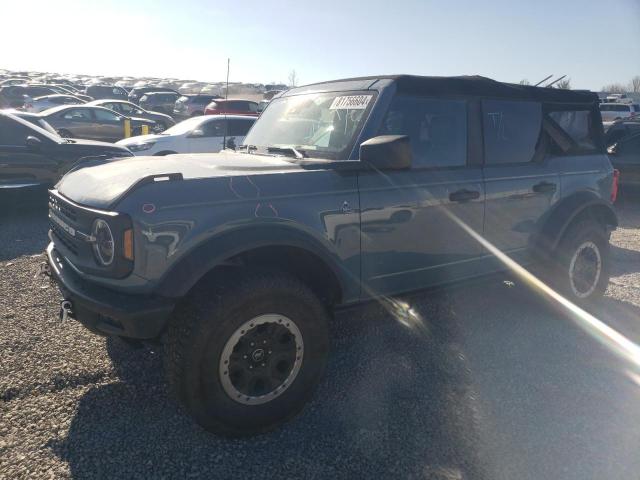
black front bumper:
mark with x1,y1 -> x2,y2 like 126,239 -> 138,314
46,243 -> 175,339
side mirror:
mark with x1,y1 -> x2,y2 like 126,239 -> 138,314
360,135 -> 412,170
25,136 -> 42,151
189,129 -> 204,138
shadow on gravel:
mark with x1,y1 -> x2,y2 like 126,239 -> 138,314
0,191 -> 49,261
48,291 -> 488,479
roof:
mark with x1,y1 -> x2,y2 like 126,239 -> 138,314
293,74 -> 598,104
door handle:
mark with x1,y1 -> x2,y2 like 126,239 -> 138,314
449,189 -> 480,202
532,181 -> 557,194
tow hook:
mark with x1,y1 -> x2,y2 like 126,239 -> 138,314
59,300 -> 73,323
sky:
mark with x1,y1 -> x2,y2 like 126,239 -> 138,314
2,0 -> 639,90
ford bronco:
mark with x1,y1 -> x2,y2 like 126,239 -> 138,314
45,75 -> 618,435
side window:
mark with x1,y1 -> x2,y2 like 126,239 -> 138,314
227,119 -> 254,136
482,100 -> 542,164
548,110 -> 596,150
0,118 -> 30,145
248,102 -> 259,113
62,109 -> 92,121
379,96 -> 467,168
93,109 -> 120,122
202,120 -> 224,137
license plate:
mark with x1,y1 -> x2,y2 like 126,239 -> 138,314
50,211 -> 76,237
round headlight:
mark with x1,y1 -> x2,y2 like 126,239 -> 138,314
92,219 -> 114,266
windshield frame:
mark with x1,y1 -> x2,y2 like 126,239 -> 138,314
243,89 -> 378,160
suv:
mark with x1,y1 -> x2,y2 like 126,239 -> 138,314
599,102 -> 639,122
45,75 -> 618,436
173,94 -> 218,119
203,99 -> 259,116
138,91 -> 181,115
0,110 -> 132,190
128,87 -> 179,104
85,85 -> 129,100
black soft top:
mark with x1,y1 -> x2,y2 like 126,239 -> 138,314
297,75 -> 598,105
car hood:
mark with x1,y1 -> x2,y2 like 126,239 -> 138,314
55,151 -> 346,209
62,138 -> 132,150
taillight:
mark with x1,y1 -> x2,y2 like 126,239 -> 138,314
611,169 -> 620,203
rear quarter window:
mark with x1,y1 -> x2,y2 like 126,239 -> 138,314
548,110 -> 596,150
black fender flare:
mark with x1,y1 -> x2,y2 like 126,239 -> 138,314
154,224 -> 354,300
532,191 -> 618,254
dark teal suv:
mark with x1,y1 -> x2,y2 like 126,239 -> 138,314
45,75 -> 618,435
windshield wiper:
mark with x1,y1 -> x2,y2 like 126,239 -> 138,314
239,144 -> 258,152
267,146 -> 307,159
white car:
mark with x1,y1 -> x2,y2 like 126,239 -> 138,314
117,115 -> 256,155
25,94 -> 84,113
599,102 -> 639,122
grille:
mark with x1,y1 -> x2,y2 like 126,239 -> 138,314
50,224 -> 78,255
49,194 -> 77,222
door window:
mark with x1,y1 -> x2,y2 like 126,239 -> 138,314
62,109 -> 92,121
93,109 -> 121,122
379,96 -> 467,168
227,118 -> 255,136
482,100 -> 542,164
202,119 -> 224,137
548,110 -> 596,150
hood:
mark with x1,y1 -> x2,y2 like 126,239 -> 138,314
55,151 -> 333,209
63,138 -> 131,150
116,134 -> 164,146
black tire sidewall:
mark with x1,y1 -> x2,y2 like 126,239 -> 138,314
182,274 -> 329,435
556,220 -> 610,303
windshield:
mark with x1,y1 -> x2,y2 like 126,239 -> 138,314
243,91 -> 375,159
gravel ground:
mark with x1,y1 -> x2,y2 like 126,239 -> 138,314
1,193 -> 639,479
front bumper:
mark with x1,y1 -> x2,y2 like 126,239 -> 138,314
46,243 -> 175,339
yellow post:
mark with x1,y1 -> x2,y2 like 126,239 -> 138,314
124,118 -> 132,138
141,124 -> 149,135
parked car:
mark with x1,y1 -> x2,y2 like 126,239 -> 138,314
139,91 -> 181,115
40,105 -> 156,142
87,99 -> 175,132
0,110 -> 131,190
25,94 -> 85,112
0,85 -> 32,108
605,119 -> 640,146
9,110 -> 60,134
599,102 -> 640,122
116,115 -> 255,155
608,132 -> 640,187
128,86 -> 179,104
203,99 -> 259,116
45,75 -> 617,436
173,94 -> 218,119
85,85 -> 128,100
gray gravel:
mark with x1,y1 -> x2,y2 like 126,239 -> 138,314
1,192 -> 640,479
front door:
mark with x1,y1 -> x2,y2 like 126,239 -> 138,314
481,99 -> 560,264
188,118 -> 224,153
358,95 -> 486,297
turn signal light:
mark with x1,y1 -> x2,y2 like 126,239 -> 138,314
123,229 -> 134,260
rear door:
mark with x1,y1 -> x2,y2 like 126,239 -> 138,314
57,108 -> 95,139
481,99 -> 559,264
358,95 -> 486,296
92,108 -> 124,142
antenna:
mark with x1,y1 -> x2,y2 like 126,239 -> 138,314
545,75 -> 566,88
533,75 -> 553,87
222,58 -> 230,151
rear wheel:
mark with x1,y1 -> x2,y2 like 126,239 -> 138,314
553,219 -> 610,304
164,271 -> 329,436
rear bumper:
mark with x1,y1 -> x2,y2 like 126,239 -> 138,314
46,243 -> 175,339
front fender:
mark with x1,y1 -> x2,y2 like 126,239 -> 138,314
153,222 -> 358,302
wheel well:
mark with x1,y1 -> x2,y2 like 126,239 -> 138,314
555,204 -> 617,250
201,246 -> 343,306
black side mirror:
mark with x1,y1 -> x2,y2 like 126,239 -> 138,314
360,135 -> 412,170
25,136 -> 42,151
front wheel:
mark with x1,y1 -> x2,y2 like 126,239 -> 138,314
554,219 -> 610,304
164,271 -> 330,436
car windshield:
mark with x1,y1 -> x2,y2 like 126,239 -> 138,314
242,91 -> 375,159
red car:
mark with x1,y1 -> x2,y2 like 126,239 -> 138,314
204,99 -> 259,116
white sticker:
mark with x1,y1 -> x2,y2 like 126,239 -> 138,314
329,95 -> 372,110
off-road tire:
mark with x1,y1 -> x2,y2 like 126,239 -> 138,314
163,270 -> 330,436
553,218 -> 610,304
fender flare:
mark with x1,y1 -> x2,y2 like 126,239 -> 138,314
154,224 -> 353,300
533,191 -> 618,253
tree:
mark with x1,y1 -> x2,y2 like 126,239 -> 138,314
630,76 -> 640,93
519,79 -> 531,85
602,83 -> 627,93
555,78 -> 571,89
288,70 -> 298,87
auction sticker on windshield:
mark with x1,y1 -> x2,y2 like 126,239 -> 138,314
329,95 -> 372,110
